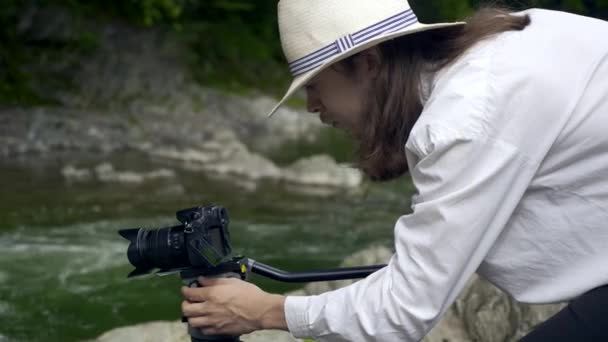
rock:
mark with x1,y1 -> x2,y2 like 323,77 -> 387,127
88,320 -> 301,342
62,165 -> 93,181
199,143 -> 283,181
146,136 -> 361,190
94,163 -> 175,183
91,321 -> 188,342
17,5 -> 83,44
240,95 -> 321,151
152,147 -> 216,164
454,276 -> 565,342
61,163 -> 175,184
241,330 -> 302,342
283,155 -> 362,188
424,310 -> 471,342
57,137 -> 361,191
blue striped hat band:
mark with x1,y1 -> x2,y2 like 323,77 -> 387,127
288,9 -> 418,76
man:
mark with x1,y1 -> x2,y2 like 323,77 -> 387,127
181,0 -> 608,340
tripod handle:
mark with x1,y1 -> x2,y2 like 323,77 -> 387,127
181,272 -> 242,342
248,259 -> 386,282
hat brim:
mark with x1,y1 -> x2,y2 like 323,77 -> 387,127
267,21 -> 465,117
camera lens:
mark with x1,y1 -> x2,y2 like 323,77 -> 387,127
121,225 -> 190,271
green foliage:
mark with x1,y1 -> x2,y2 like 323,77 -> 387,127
1,0 -> 607,105
0,1 -> 45,104
135,0 -> 183,26
411,0 -> 474,22
0,0 -> 100,105
54,0 -> 184,27
469,0 -> 608,19
177,0 -> 288,95
71,0 -> 289,95
525,0 -> 608,18
180,2 -> 288,95
74,0 -> 289,94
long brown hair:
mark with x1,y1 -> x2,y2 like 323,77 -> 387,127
340,7 -> 531,181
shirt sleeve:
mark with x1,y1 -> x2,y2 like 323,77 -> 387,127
284,121 -> 538,341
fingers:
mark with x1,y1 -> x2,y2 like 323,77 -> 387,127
188,315 -> 213,328
181,286 -> 209,302
183,304 -> 226,334
181,300 -> 207,317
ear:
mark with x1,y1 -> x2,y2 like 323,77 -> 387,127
355,46 -> 382,80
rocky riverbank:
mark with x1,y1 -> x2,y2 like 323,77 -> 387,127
1,8 -> 362,194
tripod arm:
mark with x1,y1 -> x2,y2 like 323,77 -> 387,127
248,259 -> 386,283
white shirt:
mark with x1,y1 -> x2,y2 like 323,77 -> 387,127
285,9 -> 608,341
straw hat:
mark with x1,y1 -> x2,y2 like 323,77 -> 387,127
268,0 -> 465,117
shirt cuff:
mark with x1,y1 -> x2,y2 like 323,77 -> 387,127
284,295 -> 313,338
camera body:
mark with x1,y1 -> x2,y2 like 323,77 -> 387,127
178,205 -> 232,269
119,205 -> 233,277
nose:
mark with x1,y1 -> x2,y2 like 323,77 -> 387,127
306,91 -> 323,114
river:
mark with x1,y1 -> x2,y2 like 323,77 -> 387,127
0,151 -> 413,341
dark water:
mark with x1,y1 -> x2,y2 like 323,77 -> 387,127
0,152 -> 413,342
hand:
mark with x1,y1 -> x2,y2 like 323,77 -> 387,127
181,277 -> 287,336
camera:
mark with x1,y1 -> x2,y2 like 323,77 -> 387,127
119,205 -> 234,277
119,204 -> 386,342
